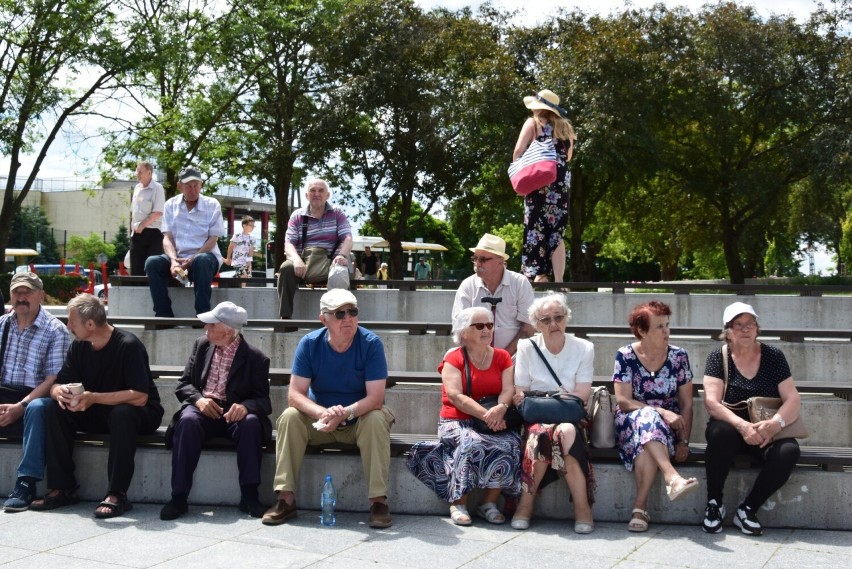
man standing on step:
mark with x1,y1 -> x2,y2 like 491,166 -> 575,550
145,166 -> 224,317
453,233 -> 535,356
160,301 -> 272,520
277,178 -> 352,319
263,289 -> 395,528
0,272 -> 70,512
31,294 -> 163,518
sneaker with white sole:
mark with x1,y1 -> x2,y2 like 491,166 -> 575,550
702,499 -> 726,533
4,478 -> 36,512
733,504 -> 763,536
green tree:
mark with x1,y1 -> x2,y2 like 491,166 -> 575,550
8,205 -> 60,263
0,0 -> 133,260
111,223 -> 131,272
307,0 -> 516,277
66,233 -> 116,266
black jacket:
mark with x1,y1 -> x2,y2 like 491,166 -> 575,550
165,335 -> 272,448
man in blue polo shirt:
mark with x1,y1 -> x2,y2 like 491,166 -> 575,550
262,289 -> 394,528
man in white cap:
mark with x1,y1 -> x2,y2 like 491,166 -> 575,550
0,272 -> 70,512
160,301 -> 272,520
452,233 -> 535,356
145,166 -> 225,317
263,289 -> 394,528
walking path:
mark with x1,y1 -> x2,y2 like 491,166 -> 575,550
0,502 -> 848,568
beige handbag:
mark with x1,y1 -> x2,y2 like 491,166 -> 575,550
585,386 -> 616,448
720,345 -> 808,442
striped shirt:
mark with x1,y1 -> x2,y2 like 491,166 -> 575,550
285,203 -> 351,256
162,194 -> 225,265
203,334 -> 241,401
0,307 -> 71,389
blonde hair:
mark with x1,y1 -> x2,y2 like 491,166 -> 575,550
534,110 -> 576,143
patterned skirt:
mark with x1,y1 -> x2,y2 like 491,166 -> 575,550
521,422 -> 596,505
406,418 -> 522,502
615,406 -> 676,471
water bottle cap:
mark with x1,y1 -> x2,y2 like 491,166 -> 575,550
325,474 -> 332,481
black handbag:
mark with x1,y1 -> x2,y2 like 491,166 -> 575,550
517,340 -> 586,425
462,348 -> 522,434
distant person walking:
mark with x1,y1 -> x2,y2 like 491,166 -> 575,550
513,89 -> 576,283
414,257 -> 431,280
128,161 -> 165,276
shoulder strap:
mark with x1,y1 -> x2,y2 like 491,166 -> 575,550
0,318 -> 10,381
462,347 -> 473,396
300,216 -> 308,256
529,339 -> 564,389
721,344 -> 747,410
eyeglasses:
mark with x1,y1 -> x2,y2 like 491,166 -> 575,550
730,321 -> 756,331
326,307 -> 359,320
469,322 -> 494,330
471,256 -> 497,264
537,314 -> 566,326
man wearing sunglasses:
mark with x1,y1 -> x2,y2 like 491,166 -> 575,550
452,233 -> 535,356
263,289 -> 395,528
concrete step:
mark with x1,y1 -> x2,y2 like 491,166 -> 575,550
1,444 -> 848,530
150,381 -> 852,448
131,325 -> 852,383
108,286 -> 852,330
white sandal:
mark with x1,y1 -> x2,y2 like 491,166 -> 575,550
449,504 -> 472,526
476,502 -> 505,524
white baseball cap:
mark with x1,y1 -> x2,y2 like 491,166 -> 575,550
723,302 -> 758,327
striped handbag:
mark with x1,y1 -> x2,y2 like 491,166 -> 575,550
507,138 -> 558,196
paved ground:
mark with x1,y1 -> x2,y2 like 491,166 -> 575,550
0,502 -> 848,568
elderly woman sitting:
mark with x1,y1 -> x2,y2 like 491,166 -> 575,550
406,307 -> 520,525
511,293 -> 595,533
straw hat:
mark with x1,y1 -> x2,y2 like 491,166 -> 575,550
469,233 -> 510,260
524,89 -> 562,113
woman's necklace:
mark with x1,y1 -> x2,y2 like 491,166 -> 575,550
475,348 -> 489,368
637,342 -> 666,378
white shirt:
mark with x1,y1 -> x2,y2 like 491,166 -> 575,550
514,333 -> 594,392
161,195 -> 224,265
131,179 -> 165,230
452,268 -> 534,350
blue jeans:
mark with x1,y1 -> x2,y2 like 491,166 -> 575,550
145,253 -> 220,316
18,397 -> 49,480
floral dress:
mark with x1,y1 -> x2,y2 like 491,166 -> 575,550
522,123 -> 571,279
612,344 -> 692,471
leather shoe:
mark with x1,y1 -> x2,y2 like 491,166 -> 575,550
261,499 -> 297,525
160,499 -> 188,521
368,501 -> 392,528
239,497 -> 268,518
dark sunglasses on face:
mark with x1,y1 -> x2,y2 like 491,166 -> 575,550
469,322 -> 494,330
327,307 -> 359,320
537,314 -> 566,326
470,256 -> 497,264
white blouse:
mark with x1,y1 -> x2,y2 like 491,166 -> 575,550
514,333 -> 594,392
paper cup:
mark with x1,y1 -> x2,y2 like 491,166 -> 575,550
66,383 -> 84,395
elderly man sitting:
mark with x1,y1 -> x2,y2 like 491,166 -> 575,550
262,289 -> 395,528
160,302 -> 272,520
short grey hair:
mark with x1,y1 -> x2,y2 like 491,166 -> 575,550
68,293 -> 107,326
451,306 -> 492,345
305,178 -> 329,192
528,293 -> 572,325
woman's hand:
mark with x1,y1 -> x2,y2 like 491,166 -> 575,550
674,441 -> 689,463
481,403 -> 507,431
659,408 -> 685,431
512,391 -> 525,406
754,418 -> 783,448
737,421 -> 766,447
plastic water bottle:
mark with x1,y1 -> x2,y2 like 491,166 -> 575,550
320,474 -> 336,526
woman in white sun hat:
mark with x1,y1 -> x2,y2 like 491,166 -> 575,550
512,89 -> 577,283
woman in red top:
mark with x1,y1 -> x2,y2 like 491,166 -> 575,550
406,307 -> 520,526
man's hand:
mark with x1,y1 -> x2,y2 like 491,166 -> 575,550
223,403 -> 248,423
332,255 -> 348,266
0,403 -> 24,427
195,397 -> 224,419
52,384 -> 75,410
291,256 -> 307,279
67,391 -> 94,413
317,405 -> 348,432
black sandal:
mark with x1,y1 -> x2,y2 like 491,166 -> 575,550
94,493 -> 133,519
30,488 -> 80,511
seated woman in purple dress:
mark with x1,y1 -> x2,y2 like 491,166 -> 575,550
613,301 -> 697,532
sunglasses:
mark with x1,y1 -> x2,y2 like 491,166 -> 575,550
326,307 -> 359,320
537,314 -> 566,326
469,322 -> 494,330
471,256 -> 497,264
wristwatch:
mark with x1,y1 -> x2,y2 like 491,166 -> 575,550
18,400 -> 28,409
678,439 -> 689,446
347,405 -> 356,421
774,414 -> 786,428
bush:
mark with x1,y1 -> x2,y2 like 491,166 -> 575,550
0,274 -> 87,304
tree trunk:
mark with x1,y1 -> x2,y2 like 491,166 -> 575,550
722,232 -> 745,284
